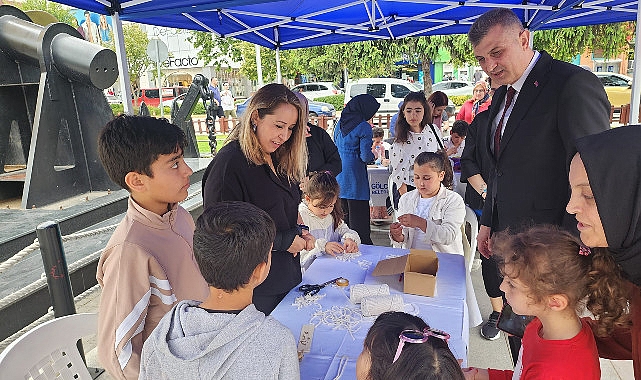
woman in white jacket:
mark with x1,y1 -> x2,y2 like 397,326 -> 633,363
390,150 -> 482,326
390,150 -> 464,254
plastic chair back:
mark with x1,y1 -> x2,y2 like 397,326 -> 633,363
0,313 -> 98,380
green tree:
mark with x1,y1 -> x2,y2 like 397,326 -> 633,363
122,24 -> 152,93
188,31 -> 243,69
533,23 -> 633,62
15,0 -> 75,25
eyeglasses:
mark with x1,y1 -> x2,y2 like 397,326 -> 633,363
392,327 -> 450,363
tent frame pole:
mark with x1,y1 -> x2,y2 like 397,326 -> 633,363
112,11 -> 133,115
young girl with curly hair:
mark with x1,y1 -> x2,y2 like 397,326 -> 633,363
463,225 -> 629,380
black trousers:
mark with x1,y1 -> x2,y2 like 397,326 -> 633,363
340,198 -> 373,245
481,254 -> 504,298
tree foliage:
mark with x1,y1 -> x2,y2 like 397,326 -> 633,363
15,0 -> 75,25
122,24 -> 152,92
187,31 -> 243,69
533,23 -> 633,62
189,22 -> 633,89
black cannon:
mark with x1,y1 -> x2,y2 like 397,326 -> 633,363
0,5 -> 118,208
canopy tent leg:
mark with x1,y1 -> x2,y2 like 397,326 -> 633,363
112,12 -> 133,115
630,3 -> 641,124
255,44 -> 264,87
275,47 -> 282,84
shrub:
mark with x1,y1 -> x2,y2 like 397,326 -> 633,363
450,95 -> 472,106
315,95 -> 345,111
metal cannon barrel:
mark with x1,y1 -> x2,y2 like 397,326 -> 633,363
0,15 -> 118,89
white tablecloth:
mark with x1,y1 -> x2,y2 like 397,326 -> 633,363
271,244 -> 469,380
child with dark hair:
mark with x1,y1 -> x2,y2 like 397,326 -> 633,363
299,171 -> 361,268
356,312 -> 464,380
140,201 -> 300,379
390,91 -> 442,199
463,225 -> 629,380
390,150 -> 464,254
390,151 -> 481,326
370,127 -> 389,165
445,120 -> 468,158
96,115 -> 209,380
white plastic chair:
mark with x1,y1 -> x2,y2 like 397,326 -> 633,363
461,224 -> 483,327
464,205 -> 478,258
0,313 -> 98,380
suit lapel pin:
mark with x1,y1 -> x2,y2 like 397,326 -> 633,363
534,80 -> 539,87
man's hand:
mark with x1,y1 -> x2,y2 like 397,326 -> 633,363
390,222 -> 404,242
477,225 -> 492,258
397,213 -> 427,232
288,236 -> 307,257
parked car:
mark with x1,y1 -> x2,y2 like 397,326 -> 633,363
594,72 -> 632,107
104,92 -> 122,105
134,86 -> 189,107
291,82 -> 343,100
236,97 -> 336,118
431,80 -> 475,97
344,78 -> 422,113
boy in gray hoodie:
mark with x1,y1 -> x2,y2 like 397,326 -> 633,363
139,201 -> 300,379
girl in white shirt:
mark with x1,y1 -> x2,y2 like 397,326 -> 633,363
299,171 -> 361,268
390,150 -> 464,255
390,92 -> 443,201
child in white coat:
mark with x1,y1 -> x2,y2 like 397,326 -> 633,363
390,150 -> 465,254
299,171 -> 361,268
390,151 -> 482,326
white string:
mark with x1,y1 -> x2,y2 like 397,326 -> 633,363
361,294 -> 405,317
357,259 -> 372,270
292,293 -> 326,309
332,356 -> 349,380
310,305 -> 363,340
385,254 -> 402,259
350,284 -> 390,304
335,251 -> 361,262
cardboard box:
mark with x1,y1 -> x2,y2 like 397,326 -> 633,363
371,249 -> 439,297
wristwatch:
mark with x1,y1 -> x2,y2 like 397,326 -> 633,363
297,224 -> 309,237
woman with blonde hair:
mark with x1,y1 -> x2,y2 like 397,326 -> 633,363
202,83 -> 312,314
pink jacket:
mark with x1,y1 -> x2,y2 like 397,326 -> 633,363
96,198 -> 209,380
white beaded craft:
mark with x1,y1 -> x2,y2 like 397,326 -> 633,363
292,293 -> 326,309
335,251 -> 362,262
310,305 -> 363,339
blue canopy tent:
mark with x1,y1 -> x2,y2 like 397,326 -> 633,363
50,0 -> 641,116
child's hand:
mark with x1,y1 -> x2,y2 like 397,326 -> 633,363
344,238 -> 358,253
397,214 -> 427,232
462,367 -> 489,380
301,231 -> 315,251
390,222 -> 404,242
324,241 -> 345,256
446,146 -> 458,156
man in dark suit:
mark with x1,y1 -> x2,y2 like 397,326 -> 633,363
468,8 -> 610,347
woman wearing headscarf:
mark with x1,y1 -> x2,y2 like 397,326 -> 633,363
456,81 -> 491,124
334,94 -> 380,245
567,126 -> 641,378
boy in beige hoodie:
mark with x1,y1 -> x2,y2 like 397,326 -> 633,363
96,115 -> 209,380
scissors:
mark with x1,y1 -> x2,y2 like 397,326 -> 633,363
298,277 -> 344,296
